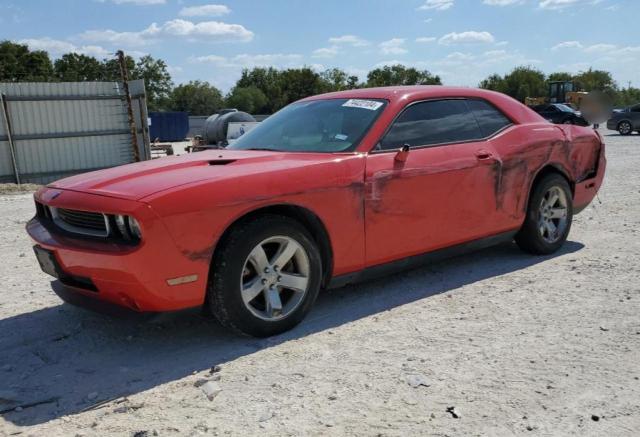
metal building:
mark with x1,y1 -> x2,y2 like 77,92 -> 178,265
0,80 -> 150,185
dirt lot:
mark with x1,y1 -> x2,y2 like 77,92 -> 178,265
1,129 -> 639,436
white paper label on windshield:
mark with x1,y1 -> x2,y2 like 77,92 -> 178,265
342,99 -> 383,111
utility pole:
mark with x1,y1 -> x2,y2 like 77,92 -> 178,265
117,50 -> 140,162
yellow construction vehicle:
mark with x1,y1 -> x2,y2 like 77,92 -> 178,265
526,81 -> 587,109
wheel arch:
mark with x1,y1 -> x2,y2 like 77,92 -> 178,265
617,118 -> 633,127
525,164 -> 575,211
210,203 -> 334,288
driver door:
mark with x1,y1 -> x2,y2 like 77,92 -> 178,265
364,98 -> 504,267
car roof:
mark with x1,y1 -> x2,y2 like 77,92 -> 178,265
300,86 -> 507,104
299,85 -> 546,124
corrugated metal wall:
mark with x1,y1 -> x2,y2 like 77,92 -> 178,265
0,80 -> 149,184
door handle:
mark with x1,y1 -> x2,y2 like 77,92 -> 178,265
475,150 -> 494,161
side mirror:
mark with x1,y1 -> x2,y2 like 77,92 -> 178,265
394,144 -> 410,163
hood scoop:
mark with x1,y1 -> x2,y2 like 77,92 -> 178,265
208,159 -> 236,166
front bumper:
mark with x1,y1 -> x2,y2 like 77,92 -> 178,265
27,188 -> 209,312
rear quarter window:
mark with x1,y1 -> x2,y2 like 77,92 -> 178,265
467,99 -> 513,137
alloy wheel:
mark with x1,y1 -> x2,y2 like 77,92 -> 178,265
538,186 -> 568,244
619,121 -> 632,135
240,236 -> 310,321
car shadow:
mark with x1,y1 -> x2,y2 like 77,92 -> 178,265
0,240 -> 584,426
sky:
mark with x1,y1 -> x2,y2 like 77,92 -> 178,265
0,0 -> 637,92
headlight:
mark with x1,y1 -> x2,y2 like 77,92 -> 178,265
128,216 -> 142,239
114,214 -> 142,241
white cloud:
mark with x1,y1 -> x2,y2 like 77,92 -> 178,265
483,0 -> 522,5
328,35 -> 369,47
81,19 -> 253,46
193,53 -> 303,68
446,52 -> 475,61
379,38 -> 407,55
551,40 -> 583,50
552,41 -> 639,57
179,4 -> 230,17
312,46 -> 339,58
19,37 -> 111,58
539,0 -> 580,10
417,0 -> 454,10
583,43 -> 617,53
439,31 -> 495,45
99,0 -> 165,5
416,37 -> 437,43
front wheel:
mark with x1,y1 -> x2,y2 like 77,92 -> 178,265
618,120 -> 633,135
207,215 -> 322,337
515,174 -> 573,255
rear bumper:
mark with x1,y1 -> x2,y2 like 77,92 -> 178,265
27,188 -> 210,313
573,147 -> 606,214
606,120 -> 617,130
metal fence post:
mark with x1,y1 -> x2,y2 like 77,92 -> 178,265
0,93 -> 21,184
117,50 -> 141,162
137,96 -> 151,160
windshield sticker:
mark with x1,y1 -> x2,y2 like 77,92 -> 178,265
334,134 -> 348,141
342,99 -> 383,111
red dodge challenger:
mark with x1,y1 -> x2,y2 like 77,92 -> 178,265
28,86 -> 606,337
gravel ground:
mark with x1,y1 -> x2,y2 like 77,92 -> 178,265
1,129 -> 639,436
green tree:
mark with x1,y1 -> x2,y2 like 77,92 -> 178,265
547,72 -> 574,83
0,40 -> 54,82
478,73 -> 505,92
320,68 -> 352,91
365,65 -> 441,87
236,67 -> 286,113
169,80 -> 224,115
500,66 -> 546,102
613,87 -> 640,107
279,67 -> 326,104
573,68 -> 616,93
54,53 -> 104,81
132,55 -> 173,111
101,55 -> 135,81
225,86 -> 268,113
235,67 -> 330,113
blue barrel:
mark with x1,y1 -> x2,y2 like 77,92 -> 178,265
149,112 -> 189,142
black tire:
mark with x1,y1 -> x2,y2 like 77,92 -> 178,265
515,174 -> 573,255
207,214 -> 322,337
618,120 -> 633,135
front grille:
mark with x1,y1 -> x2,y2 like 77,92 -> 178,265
51,207 -> 109,237
34,200 -> 139,244
57,208 -> 107,231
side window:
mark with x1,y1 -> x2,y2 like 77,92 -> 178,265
467,99 -> 512,137
379,99 -> 482,150
630,105 -> 640,113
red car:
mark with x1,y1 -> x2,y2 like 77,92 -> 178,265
28,86 -> 606,337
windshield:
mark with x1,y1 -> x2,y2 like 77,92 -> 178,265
556,104 -> 574,113
228,98 -> 387,153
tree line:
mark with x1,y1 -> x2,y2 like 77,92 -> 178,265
0,40 -> 440,115
2,40 -> 638,115
479,66 -> 640,107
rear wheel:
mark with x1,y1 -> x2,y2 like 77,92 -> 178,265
618,120 -> 633,135
207,215 -> 322,337
516,174 -> 573,255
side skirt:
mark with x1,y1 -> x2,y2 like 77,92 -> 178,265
327,230 -> 518,289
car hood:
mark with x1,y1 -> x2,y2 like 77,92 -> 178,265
49,150 -> 347,201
